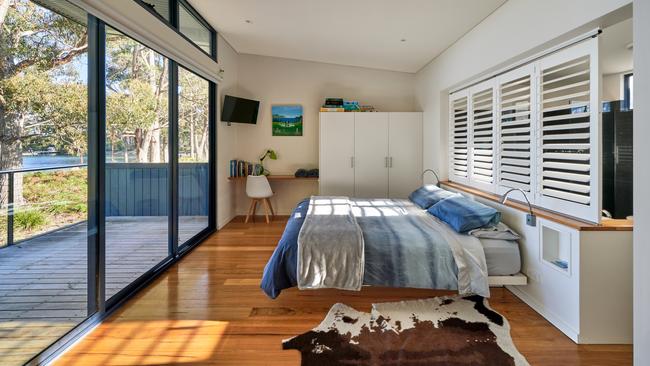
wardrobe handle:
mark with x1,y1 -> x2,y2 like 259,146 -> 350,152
389,157 -> 393,168
384,157 -> 389,168
350,157 -> 354,168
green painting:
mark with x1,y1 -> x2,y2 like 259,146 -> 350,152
272,105 -> 303,136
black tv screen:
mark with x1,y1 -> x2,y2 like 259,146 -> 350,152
221,95 -> 259,124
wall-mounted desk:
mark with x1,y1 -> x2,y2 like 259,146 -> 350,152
227,175 -> 318,181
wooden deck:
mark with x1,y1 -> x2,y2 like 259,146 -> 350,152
0,216 -> 208,366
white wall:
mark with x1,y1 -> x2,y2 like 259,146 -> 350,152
228,54 -> 416,214
634,1 -> 650,363
216,35 -> 240,228
415,0 -> 632,182
603,73 -> 624,101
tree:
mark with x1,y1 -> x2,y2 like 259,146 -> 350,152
179,69 -> 208,162
0,0 -> 87,205
106,35 -> 168,163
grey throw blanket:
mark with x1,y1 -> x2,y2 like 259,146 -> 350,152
297,197 -> 365,291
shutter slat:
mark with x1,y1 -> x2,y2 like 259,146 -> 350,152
470,87 -> 495,186
542,112 -> 590,122
542,188 -> 590,205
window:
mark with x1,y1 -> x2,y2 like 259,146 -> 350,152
0,1 -> 89,364
0,1 -> 217,363
104,27 -> 171,300
449,38 -> 599,223
178,67 -> 211,245
136,0 -> 217,59
179,1 -> 213,55
623,73 -> 633,110
139,0 -> 170,21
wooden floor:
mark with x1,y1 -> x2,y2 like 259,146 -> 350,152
0,216 -> 208,366
52,215 -> 632,366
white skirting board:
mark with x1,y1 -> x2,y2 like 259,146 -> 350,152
488,273 -> 527,286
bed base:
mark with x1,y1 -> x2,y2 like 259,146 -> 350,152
488,273 -> 527,286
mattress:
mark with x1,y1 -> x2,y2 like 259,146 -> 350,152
481,239 -> 521,276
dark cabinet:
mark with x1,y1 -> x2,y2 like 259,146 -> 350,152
602,101 -> 633,219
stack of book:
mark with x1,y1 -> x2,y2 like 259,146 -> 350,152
320,98 -> 345,112
320,98 -> 368,112
230,160 -> 263,177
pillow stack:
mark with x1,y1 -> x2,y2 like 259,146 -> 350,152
409,184 -> 459,209
409,185 -> 502,233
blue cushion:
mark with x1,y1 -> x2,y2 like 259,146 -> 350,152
409,185 -> 459,209
427,195 -> 501,233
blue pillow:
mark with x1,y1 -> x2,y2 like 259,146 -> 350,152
409,185 -> 459,209
427,195 -> 501,233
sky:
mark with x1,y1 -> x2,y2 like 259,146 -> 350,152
272,105 -> 302,117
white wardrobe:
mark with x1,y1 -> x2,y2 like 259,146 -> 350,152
319,112 -> 422,198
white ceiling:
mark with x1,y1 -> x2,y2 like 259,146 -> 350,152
189,0 -> 507,73
600,18 -> 633,75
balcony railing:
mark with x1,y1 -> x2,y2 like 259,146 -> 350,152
0,162 -> 209,248
0,164 -> 88,247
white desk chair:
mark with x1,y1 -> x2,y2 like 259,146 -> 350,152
245,175 -> 275,223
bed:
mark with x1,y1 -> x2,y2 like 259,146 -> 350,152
260,196 -> 524,299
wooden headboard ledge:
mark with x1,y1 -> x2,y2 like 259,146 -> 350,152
440,181 -> 632,232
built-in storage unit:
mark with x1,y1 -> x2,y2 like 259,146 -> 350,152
319,112 -> 422,198
443,181 -> 633,344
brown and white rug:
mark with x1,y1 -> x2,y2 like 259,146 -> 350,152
283,295 -> 529,366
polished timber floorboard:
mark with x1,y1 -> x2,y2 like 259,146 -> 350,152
54,216 -> 632,366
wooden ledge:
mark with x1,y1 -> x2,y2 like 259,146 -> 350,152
440,181 -> 632,232
227,175 -> 318,181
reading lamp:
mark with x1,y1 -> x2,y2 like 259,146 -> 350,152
500,188 -> 537,227
421,169 -> 441,187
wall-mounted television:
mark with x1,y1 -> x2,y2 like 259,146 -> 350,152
221,95 -> 259,124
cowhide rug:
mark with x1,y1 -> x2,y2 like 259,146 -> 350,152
283,295 -> 529,366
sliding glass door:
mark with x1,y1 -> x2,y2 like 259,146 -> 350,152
104,27 -> 171,300
0,1 -> 216,364
0,1 -> 90,365
178,67 -> 210,245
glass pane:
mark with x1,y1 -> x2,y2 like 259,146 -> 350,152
179,3 -> 212,54
0,1 -> 89,364
178,67 -> 210,245
139,0 -> 170,21
105,28 -> 170,299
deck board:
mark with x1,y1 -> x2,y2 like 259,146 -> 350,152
0,216 -> 207,366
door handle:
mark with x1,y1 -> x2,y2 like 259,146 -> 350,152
384,157 -> 389,168
351,157 -> 354,168
389,157 -> 393,168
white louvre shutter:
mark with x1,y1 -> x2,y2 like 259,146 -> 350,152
469,81 -> 496,191
537,39 -> 599,222
497,65 -> 535,197
449,91 -> 470,183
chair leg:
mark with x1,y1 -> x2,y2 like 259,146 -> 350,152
265,198 -> 275,217
262,198 -> 271,224
245,199 -> 257,224
244,199 -> 255,224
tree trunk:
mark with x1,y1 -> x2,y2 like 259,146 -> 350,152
0,108 -> 25,207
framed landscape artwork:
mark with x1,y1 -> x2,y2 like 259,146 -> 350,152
272,105 -> 303,136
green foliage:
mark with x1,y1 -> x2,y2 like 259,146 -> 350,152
14,210 -> 46,231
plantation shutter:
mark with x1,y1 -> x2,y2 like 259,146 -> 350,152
469,81 -> 496,191
449,91 -> 470,183
537,39 -> 599,222
497,65 -> 535,197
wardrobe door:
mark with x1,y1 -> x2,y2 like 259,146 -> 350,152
388,113 -> 423,198
354,113 -> 389,198
319,112 -> 355,196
